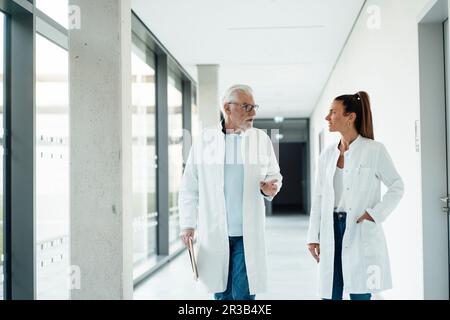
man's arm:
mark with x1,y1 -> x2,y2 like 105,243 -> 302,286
260,134 -> 283,201
178,143 -> 199,244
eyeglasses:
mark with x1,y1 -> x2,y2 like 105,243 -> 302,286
227,102 -> 260,113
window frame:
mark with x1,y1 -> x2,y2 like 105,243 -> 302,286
0,0 -> 68,300
131,11 -> 197,287
0,2 -> 199,297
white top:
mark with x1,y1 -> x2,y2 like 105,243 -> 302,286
224,133 -> 244,236
333,167 -> 346,212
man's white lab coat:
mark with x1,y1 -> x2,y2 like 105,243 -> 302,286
179,124 -> 282,294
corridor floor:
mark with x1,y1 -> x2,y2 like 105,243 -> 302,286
134,214 -> 318,300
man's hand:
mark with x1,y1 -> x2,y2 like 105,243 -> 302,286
356,211 -> 375,224
307,243 -> 320,263
260,179 -> 278,197
180,228 -> 195,247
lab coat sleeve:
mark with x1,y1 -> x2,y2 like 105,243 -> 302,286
366,144 -> 404,224
178,142 -> 199,230
306,154 -> 325,244
261,135 -> 283,202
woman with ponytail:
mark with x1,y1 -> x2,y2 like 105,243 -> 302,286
306,91 -> 404,300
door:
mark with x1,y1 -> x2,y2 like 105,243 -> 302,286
444,19 -> 450,296
272,142 -> 307,214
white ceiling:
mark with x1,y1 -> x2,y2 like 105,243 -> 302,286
132,0 -> 365,118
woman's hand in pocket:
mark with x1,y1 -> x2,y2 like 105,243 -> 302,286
356,211 -> 375,224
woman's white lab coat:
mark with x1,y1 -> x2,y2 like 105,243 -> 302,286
179,124 -> 282,294
307,135 -> 404,298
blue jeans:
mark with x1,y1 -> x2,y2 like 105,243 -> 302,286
214,236 -> 255,300
324,212 -> 371,301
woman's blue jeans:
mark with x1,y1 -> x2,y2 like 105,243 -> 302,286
324,212 -> 371,300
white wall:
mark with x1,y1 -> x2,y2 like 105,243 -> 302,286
309,0 -> 433,299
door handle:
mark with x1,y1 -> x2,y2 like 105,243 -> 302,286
441,196 -> 450,214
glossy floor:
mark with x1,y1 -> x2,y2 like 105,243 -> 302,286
134,214 -> 318,300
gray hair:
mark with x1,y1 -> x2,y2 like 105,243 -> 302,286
221,84 -> 254,110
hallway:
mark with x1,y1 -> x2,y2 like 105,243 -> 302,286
134,215 -> 318,300
0,0 -> 449,301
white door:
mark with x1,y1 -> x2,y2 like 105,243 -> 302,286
444,19 -> 450,297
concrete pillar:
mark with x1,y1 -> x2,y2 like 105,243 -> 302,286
69,0 -> 133,299
197,64 -> 221,128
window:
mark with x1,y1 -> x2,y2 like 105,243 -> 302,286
131,39 -> 157,278
0,12 -> 4,300
36,0 -> 69,28
36,34 -> 69,300
168,74 -> 183,251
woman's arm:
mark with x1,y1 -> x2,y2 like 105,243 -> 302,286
365,144 -> 404,224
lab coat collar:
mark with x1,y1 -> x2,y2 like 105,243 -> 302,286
348,134 -> 363,150
219,119 -> 246,137
334,134 -> 363,155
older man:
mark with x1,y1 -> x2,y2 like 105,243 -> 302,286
179,84 -> 282,300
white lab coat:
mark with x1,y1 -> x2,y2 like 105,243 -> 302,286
307,135 -> 404,298
178,123 -> 282,294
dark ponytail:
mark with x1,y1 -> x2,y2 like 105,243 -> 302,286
334,91 -> 374,140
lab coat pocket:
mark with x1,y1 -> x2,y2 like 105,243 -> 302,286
356,166 -> 376,193
361,220 -> 380,257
